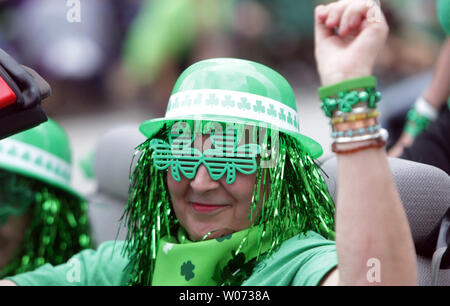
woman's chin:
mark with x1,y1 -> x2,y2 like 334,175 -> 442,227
190,227 -> 236,241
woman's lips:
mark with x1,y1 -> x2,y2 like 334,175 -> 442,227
191,202 -> 229,213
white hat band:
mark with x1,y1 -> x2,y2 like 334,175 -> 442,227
0,139 -> 71,186
165,89 -> 301,134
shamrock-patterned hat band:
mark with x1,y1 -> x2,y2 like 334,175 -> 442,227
0,139 -> 71,186
166,89 -> 301,134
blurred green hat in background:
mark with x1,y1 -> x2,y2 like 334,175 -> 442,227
0,119 -> 81,199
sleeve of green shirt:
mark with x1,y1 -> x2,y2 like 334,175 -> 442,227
6,232 -> 336,286
6,240 -> 130,286
242,231 -> 337,286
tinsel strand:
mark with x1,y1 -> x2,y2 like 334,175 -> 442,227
0,171 -> 92,278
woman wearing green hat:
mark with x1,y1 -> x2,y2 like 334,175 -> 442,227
1,0 -> 416,286
0,119 -> 91,278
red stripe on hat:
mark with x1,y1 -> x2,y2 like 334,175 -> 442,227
0,75 -> 17,109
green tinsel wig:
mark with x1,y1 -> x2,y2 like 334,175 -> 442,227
0,169 -> 92,278
122,124 -> 336,286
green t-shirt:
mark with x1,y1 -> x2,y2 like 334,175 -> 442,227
6,231 -> 337,286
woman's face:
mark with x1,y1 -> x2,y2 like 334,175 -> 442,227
168,165 -> 259,241
166,127 -> 265,241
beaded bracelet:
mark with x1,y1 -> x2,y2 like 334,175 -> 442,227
319,76 -> 381,118
331,110 -> 379,125
403,97 -> 438,137
332,124 -> 382,139
318,76 -> 387,154
331,123 -> 387,153
403,109 -> 431,137
321,88 -> 381,118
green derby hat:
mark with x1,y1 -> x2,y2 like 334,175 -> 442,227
139,58 -> 323,158
0,119 -> 82,199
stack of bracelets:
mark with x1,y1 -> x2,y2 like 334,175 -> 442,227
318,76 -> 388,154
403,96 -> 438,138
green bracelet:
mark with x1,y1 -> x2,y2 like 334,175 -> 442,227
321,88 -> 381,118
403,108 -> 431,137
318,76 -> 377,100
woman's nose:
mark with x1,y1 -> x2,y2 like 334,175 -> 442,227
190,164 -> 220,193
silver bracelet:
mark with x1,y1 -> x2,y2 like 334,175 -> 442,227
334,128 -> 388,144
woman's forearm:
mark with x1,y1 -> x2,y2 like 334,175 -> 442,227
423,38 -> 450,109
315,0 -> 417,285
336,148 -> 417,285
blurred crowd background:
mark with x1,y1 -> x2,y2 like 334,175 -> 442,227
0,0 -> 445,195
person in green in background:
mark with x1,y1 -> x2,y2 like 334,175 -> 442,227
0,0 -> 417,286
0,119 -> 91,278
388,0 -> 450,175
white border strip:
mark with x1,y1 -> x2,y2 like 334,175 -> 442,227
0,139 -> 71,185
166,89 -> 301,134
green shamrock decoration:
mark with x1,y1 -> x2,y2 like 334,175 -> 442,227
150,137 -> 202,182
321,89 -> 381,117
213,252 -> 256,286
34,156 -> 43,167
337,91 -> 357,113
150,126 -> 261,184
7,147 -> 17,156
222,95 -> 235,108
238,97 -> 251,110
203,130 -> 261,184
181,260 -> 196,281
46,161 -> 53,172
267,104 -> 277,117
206,94 -> 219,106
253,100 -> 265,114
287,112 -> 293,125
21,152 -> 31,161
278,108 -> 286,121
368,90 -> 382,108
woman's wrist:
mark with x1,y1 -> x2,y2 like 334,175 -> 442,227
403,96 -> 439,138
318,75 -> 387,154
423,91 -> 448,110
